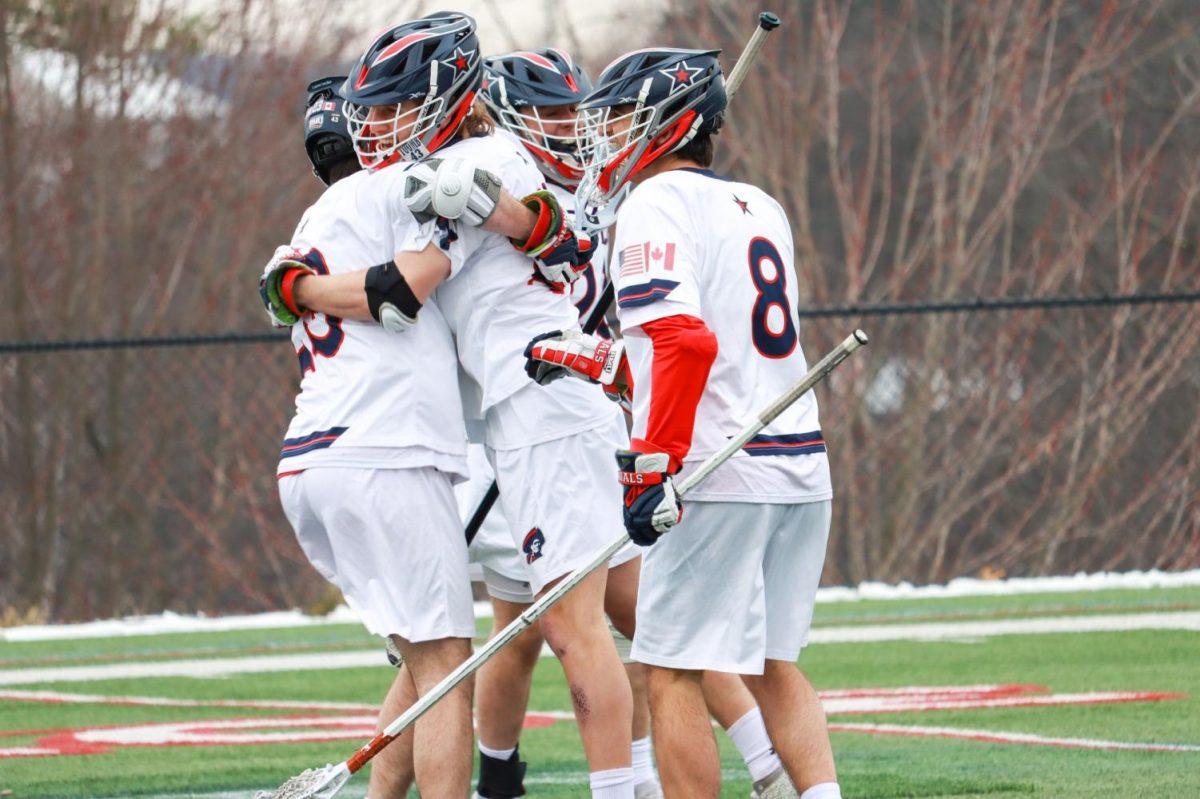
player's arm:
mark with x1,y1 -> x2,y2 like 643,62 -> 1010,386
403,157 -> 590,287
617,313 -> 718,547
259,243 -> 450,332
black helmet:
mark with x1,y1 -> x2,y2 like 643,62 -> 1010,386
578,48 -> 725,206
304,75 -> 358,186
483,48 -> 591,187
341,11 -> 482,168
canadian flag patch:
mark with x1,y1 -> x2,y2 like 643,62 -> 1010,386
619,242 -> 676,277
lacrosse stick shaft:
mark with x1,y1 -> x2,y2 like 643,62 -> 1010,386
725,11 -> 781,98
349,329 -> 868,774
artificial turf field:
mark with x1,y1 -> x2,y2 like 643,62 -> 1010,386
1,584 -> 1198,798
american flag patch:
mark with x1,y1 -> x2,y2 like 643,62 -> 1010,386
619,244 -> 647,277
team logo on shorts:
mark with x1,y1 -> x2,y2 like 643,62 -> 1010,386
522,527 -> 546,564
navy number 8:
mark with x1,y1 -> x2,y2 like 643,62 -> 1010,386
747,237 -> 797,358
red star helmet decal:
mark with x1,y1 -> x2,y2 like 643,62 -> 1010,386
659,60 -> 705,94
448,46 -> 475,73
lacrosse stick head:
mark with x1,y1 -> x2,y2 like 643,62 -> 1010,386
255,763 -> 351,799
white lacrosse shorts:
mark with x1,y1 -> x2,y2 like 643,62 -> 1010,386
469,457 -> 638,606
487,415 -> 629,595
278,466 -> 476,643
631,499 -> 832,674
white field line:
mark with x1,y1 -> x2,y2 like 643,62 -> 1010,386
1,611 -> 1197,686
7,569 -> 1199,643
805,610 -> 1200,644
0,688 -> 377,712
829,722 -> 1200,752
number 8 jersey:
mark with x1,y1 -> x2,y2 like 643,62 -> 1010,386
611,167 -> 832,503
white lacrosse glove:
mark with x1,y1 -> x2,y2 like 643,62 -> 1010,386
403,157 -> 503,226
524,329 -> 633,405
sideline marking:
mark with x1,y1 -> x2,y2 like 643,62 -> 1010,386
2,612 -> 1198,685
829,722 -> 1200,752
0,685 -> 1191,760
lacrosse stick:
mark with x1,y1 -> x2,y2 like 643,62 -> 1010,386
258,329 -> 867,799
465,10 -> 784,545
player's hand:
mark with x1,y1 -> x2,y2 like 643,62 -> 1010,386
259,245 -> 319,327
524,329 -> 632,403
402,157 -> 502,226
511,190 -> 591,289
616,449 -> 682,546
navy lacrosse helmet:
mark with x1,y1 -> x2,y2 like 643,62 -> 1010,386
341,11 -> 482,168
483,48 -> 592,187
304,75 -> 358,186
578,48 -> 726,205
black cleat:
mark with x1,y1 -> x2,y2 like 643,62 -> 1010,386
475,747 -> 527,798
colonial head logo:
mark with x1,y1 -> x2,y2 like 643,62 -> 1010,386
522,527 -> 546,564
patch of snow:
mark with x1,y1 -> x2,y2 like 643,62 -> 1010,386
815,568 -> 1200,603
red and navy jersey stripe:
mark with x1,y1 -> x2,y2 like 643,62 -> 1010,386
280,426 -> 349,459
617,278 -> 680,309
742,430 -> 826,457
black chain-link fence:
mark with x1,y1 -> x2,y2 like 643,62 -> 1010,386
3,293 -> 1198,622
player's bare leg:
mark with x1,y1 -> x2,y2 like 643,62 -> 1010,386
475,596 -> 541,796
538,566 -> 634,775
741,660 -> 838,793
699,672 -> 793,796
628,663 -> 651,740
604,556 -> 639,638
646,666 -> 720,799
393,634 -> 475,798
367,656 -> 418,798
700,670 -> 755,727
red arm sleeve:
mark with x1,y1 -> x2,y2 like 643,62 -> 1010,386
631,314 -> 718,472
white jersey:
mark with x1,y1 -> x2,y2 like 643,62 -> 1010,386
278,167 -> 468,479
433,130 -> 619,451
611,168 -> 832,503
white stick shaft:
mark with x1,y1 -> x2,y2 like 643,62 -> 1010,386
379,328 -> 867,740
726,13 -> 781,99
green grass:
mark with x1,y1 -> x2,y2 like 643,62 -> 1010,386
1,587 -> 1197,798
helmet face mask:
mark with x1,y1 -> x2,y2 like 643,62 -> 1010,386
345,96 -> 449,168
577,48 -> 726,208
341,12 -> 482,169
482,49 -> 591,188
489,97 -> 585,184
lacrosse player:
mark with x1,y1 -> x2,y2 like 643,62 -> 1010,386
266,14 -> 640,797
265,59 -> 482,796
471,48 -> 662,799
528,48 -> 843,799
488,47 -> 803,799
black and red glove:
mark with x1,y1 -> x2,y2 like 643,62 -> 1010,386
616,449 -> 682,546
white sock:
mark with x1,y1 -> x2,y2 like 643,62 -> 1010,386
478,741 -> 516,761
727,707 -> 783,782
590,766 -> 635,798
631,736 -> 658,786
799,782 -> 842,799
